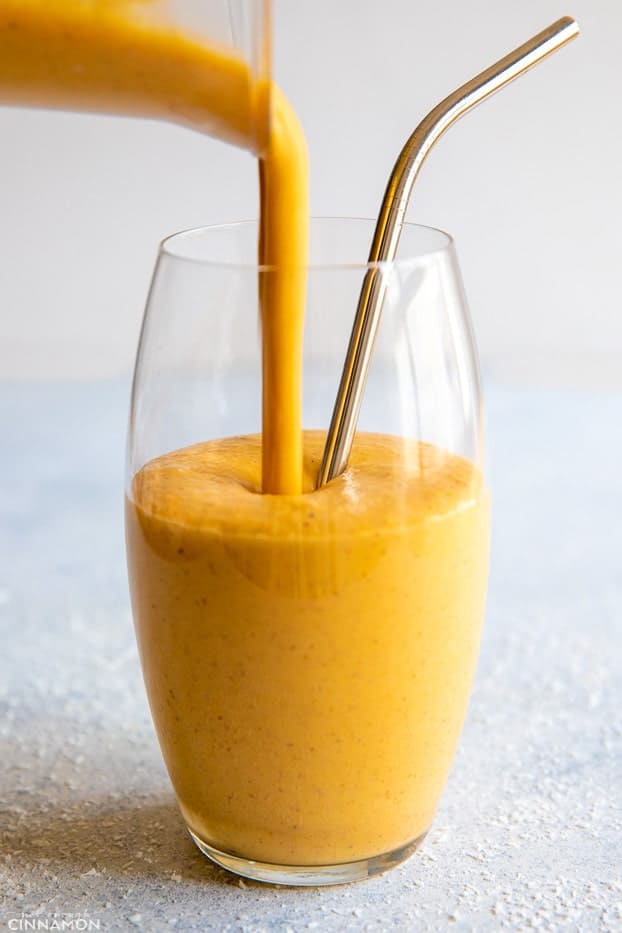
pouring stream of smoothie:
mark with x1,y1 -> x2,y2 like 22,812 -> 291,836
0,0 -> 308,493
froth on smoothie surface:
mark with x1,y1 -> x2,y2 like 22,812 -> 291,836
130,431 -> 484,543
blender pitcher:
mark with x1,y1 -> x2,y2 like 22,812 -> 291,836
0,0 -> 271,152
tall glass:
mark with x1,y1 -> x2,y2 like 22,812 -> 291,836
125,218 -> 490,885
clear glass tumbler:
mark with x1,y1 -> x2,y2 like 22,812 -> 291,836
125,218 -> 490,885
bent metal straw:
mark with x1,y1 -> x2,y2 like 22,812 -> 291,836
317,16 -> 580,488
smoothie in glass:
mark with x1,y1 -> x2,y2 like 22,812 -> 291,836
126,431 -> 489,865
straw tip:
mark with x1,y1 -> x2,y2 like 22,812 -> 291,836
558,15 -> 580,37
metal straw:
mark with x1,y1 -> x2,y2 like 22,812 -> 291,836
316,16 -> 579,488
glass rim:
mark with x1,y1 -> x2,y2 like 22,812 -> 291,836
158,217 -> 454,272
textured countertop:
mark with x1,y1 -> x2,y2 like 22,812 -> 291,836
1,380 -> 620,932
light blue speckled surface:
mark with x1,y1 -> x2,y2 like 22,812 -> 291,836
1,380 -> 620,931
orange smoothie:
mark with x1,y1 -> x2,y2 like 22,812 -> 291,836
126,432 -> 489,865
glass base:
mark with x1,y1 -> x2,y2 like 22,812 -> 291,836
188,828 -> 427,886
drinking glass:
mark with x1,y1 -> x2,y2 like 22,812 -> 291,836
125,218 -> 490,885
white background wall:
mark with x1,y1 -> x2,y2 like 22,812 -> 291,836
0,0 -> 620,385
